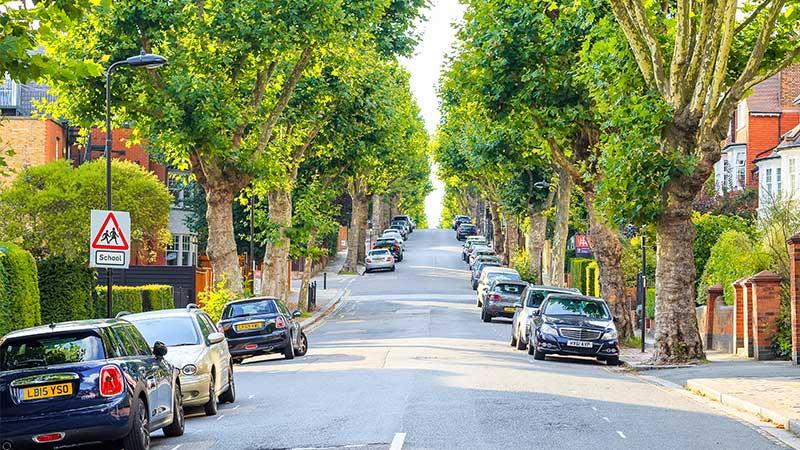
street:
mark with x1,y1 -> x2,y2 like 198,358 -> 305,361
151,229 -> 786,450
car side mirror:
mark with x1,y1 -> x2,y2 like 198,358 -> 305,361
292,310 -> 302,318
532,308 -> 541,316
207,332 -> 225,345
153,341 -> 168,358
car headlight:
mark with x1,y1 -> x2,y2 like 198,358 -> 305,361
182,364 -> 197,375
540,323 -> 558,336
603,328 -> 618,340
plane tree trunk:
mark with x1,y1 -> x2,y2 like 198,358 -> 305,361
341,179 -> 368,274
549,169 -> 572,287
261,190 -> 292,300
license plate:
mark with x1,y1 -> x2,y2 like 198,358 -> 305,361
566,340 -> 593,348
23,383 -> 73,401
236,322 -> 263,331
503,307 -> 516,312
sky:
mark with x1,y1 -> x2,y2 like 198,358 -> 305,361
400,0 -> 466,228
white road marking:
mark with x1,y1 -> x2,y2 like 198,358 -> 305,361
390,432 -> 407,450
248,395 -> 255,399
591,406 -> 598,411
216,414 -> 225,421
616,431 -> 627,439
233,404 -> 240,410
170,445 -> 182,450
602,417 -> 611,423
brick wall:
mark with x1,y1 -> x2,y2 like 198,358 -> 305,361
746,115 -> 781,185
88,128 -> 166,183
0,117 -> 65,185
781,65 -> 800,106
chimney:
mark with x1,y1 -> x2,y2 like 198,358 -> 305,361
781,64 -> 800,106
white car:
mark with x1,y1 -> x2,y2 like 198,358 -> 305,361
381,230 -> 405,247
476,267 -> 522,307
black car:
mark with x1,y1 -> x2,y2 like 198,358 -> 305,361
392,215 -> 415,232
373,238 -> 403,261
527,294 -> 620,365
452,215 -> 471,230
219,297 -> 308,363
456,223 -> 477,241
0,319 -> 184,450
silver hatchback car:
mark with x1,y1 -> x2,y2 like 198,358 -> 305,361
125,305 -> 236,416
365,248 -> 396,273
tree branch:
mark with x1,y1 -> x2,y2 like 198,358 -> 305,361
735,0 -> 772,34
607,0 -> 659,90
232,61 -> 277,149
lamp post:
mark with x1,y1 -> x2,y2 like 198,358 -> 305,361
624,223 -> 647,353
104,52 -> 167,318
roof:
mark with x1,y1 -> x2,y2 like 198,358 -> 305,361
753,123 -> 800,164
483,267 -> 518,274
1,318 -> 125,340
224,296 -> 280,306
528,285 -> 581,293
123,308 -> 204,321
745,75 -> 781,114
492,279 -> 528,286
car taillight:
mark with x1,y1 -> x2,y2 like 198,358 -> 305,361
99,365 -> 124,397
275,316 -> 286,329
386,256 -> 393,262
489,293 -> 502,302
33,433 -> 65,443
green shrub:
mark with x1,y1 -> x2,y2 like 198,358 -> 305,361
38,257 -> 96,324
199,277 -> 236,323
585,261 -> 600,296
646,288 -> 655,319
0,243 -> 41,335
569,258 -> 593,294
696,230 -> 771,305
511,250 -> 536,283
95,286 -> 143,318
139,285 -> 174,311
692,212 -> 755,282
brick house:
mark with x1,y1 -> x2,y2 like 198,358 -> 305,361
0,78 -> 198,267
714,65 -> 800,193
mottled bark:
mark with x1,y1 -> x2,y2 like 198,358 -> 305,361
204,183 -> 244,294
489,201 -> 505,258
372,194 -> 391,233
527,210 -> 547,284
549,169 -> 572,287
297,231 -> 317,312
261,190 -> 292,300
505,216 -> 522,267
585,192 -> 634,341
341,180 -> 368,274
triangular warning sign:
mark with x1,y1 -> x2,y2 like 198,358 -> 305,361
91,212 -> 130,250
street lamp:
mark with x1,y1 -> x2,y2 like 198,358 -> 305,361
624,223 -> 647,353
104,51 -> 167,318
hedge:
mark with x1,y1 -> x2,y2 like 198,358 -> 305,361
646,288 -> 655,320
0,243 -> 41,336
95,286 -> 144,318
38,256 -> 96,324
569,258 -> 593,295
585,261 -> 600,297
139,285 -> 174,311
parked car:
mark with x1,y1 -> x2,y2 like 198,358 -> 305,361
481,279 -> 528,323
464,242 -> 491,264
510,286 -> 581,351
462,236 -> 487,261
381,229 -> 405,248
527,294 -> 620,365
379,235 -> 405,252
389,223 -> 408,239
219,297 -> 308,363
125,305 -> 235,416
365,248 -> 396,273
468,246 -> 497,268
0,319 -> 184,450
456,223 -> 478,241
471,259 -> 502,289
390,220 -> 411,236
392,215 -> 415,232
373,238 -> 403,261
452,215 -> 471,230
476,267 -> 522,307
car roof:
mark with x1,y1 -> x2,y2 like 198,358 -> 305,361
124,308 -> 205,321
492,279 -> 529,286
369,248 -> 390,252
543,293 -> 608,303
483,266 -> 516,273
526,285 -> 581,294
1,318 -> 128,340
224,296 -> 280,307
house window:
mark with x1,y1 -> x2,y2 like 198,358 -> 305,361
723,160 -> 732,189
776,167 -> 782,195
765,168 -> 773,196
166,234 -> 197,266
736,153 -> 746,188
790,158 -> 797,194
737,101 -> 747,129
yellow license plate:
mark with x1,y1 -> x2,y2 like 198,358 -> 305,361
23,382 -> 73,401
504,307 -> 516,312
236,322 -> 263,331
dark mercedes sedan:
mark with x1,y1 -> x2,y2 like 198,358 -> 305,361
219,297 -> 308,363
527,294 -> 620,365
0,319 -> 184,450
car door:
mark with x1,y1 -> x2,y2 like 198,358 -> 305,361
112,325 -> 164,421
198,313 -> 229,392
276,300 -> 300,347
127,324 -> 173,422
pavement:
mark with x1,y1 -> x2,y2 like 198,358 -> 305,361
288,251 -> 357,330
142,229 -> 796,450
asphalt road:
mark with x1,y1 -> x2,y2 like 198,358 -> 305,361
151,229 -> 787,450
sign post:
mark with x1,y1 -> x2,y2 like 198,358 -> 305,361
90,210 -> 131,317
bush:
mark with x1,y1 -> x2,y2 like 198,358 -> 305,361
511,250 -> 536,283
38,256 -> 96,324
585,261 -> 600,296
199,277 -> 236,323
0,243 -> 41,335
696,231 -> 771,305
139,285 -> 174,311
569,258 -> 593,294
692,212 -> 755,281
94,286 -> 143,318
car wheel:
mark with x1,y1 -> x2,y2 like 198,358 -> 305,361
283,335 -> 296,360
605,356 -> 620,366
533,347 -> 546,361
510,330 -> 518,347
481,310 -> 491,323
295,332 -> 308,357
203,373 -> 218,416
515,331 -> 526,351
162,385 -> 185,437
219,364 -> 236,404
527,336 -> 536,355
390,266 -> 396,272
122,398 -> 150,450
472,281 -> 477,290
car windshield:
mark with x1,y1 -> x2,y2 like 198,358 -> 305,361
369,250 -> 390,256
475,263 -> 500,273
0,332 -> 105,371
131,317 -> 201,347
495,283 -> 524,295
223,299 -> 278,319
376,240 -> 395,245
544,298 -> 610,320
460,225 -> 475,230
527,290 -> 567,308
487,272 -> 521,283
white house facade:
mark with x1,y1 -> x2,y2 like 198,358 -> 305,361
754,123 -> 800,215
714,143 -> 747,193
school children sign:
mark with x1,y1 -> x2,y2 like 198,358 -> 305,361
90,210 -> 131,269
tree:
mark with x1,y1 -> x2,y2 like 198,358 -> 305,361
0,160 -> 171,260
595,0 -> 800,362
